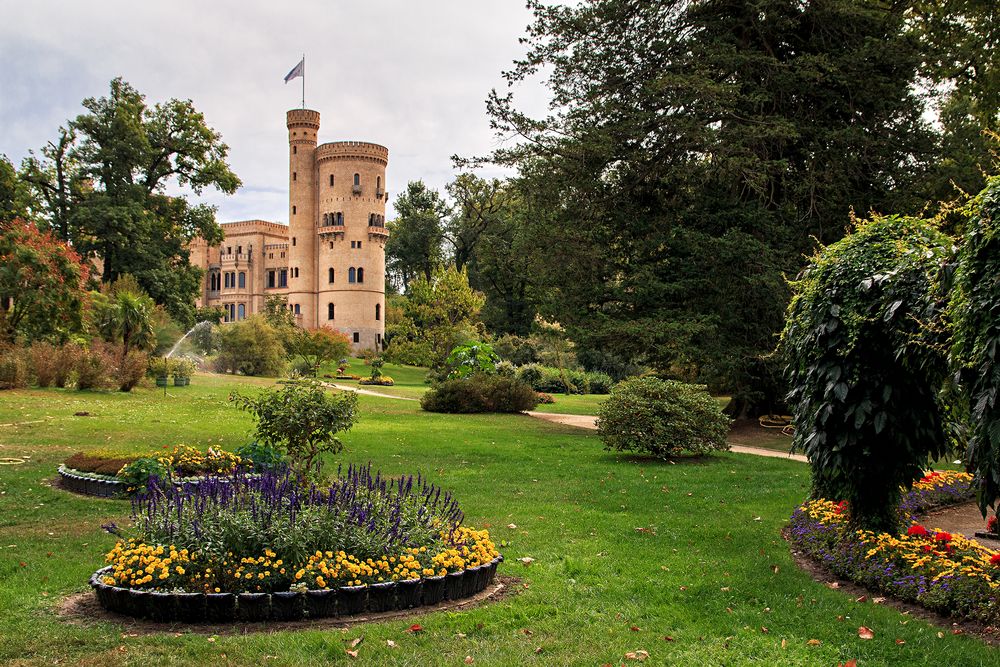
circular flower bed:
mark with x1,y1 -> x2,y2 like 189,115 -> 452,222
60,444 -> 280,498
788,471 -> 1000,624
92,465 -> 502,622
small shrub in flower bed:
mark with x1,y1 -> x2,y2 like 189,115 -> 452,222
98,465 -> 499,602
788,471 -> 1000,623
358,375 -> 394,386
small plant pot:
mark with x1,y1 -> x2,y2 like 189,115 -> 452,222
395,578 -> 422,609
420,575 -> 446,606
444,571 -> 465,601
148,591 -> 177,622
270,590 -> 305,621
175,592 -> 206,623
155,376 -> 168,388
337,585 -> 367,616
462,566 -> 483,598
237,592 -> 271,622
305,588 -> 337,619
128,589 -> 153,619
366,581 -> 396,613
205,593 -> 236,623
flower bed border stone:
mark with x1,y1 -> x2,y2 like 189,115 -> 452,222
89,555 -> 503,623
58,465 -> 254,499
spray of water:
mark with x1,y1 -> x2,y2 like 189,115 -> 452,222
166,321 -> 212,358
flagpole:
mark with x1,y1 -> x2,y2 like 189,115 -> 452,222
301,53 -> 305,109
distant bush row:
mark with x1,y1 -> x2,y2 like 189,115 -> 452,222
0,340 -> 148,392
499,362 -> 614,395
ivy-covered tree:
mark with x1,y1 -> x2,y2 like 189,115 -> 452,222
950,178 -> 1000,515
781,216 -> 953,532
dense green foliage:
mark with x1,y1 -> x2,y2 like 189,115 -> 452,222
950,178 -> 1000,514
420,375 -> 539,414
230,379 -> 359,480
782,216 -> 953,531
470,0 -> 947,414
19,78 -> 239,325
213,315 -> 286,376
385,181 -> 448,291
286,327 -> 351,377
93,275 -> 156,356
597,377 -> 731,458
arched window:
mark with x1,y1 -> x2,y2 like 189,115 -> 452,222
237,303 -> 245,320
375,303 -> 381,321
328,268 -> 335,283
224,273 -> 229,289
353,173 -> 360,186
294,304 -> 301,315
292,237 -> 296,246
348,267 -> 356,283
377,176 -> 381,190
238,272 -> 246,289
337,212 -> 343,225
357,267 -> 364,283
328,303 -> 335,320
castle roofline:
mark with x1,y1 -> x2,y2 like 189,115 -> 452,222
219,219 -> 289,231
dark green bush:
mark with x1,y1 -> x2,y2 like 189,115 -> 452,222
516,363 -> 590,394
234,441 -> 286,472
585,371 -> 615,394
421,375 -> 539,414
214,316 -> 286,376
493,334 -> 540,366
597,377 -> 730,458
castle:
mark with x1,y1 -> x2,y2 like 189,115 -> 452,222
190,109 -> 388,351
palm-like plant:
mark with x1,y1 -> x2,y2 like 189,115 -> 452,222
99,277 -> 155,356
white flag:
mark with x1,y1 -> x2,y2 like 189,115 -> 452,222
284,58 -> 304,83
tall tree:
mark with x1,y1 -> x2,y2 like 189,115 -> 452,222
445,174 -> 514,271
474,0 -> 937,416
0,156 -> 37,224
385,181 -> 448,291
21,78 -> 240,325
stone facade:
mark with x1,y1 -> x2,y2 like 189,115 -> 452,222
191,109 -> 389,352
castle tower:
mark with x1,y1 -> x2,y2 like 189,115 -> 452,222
315,140 -> 389,351
286,109 -> 321,327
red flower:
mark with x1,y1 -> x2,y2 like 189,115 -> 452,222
988,516 -> 998,533
990,553 -> 1000,566
934,531 -> 952,543
923,544 -> 933,552
907,525 -> 929,537
834,501 -> 848,515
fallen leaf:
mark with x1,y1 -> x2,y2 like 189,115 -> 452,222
679,585 -> 688,591
624,649 -> 650,661
780,639 -> 787,649
207,637 -> 216,643
518,557 -> 535,566
952,628 -> 963,635
826,581 -> 840,589
521,628 -> 534,636
464,657 -> 474,665
662,636 -> 674,642
534,647 -> 544,654
895,638 -> 905,645
873,597 -> 886,604
771,565 -> 779,574
455,632 -> 467,638
386,640 -> 397,648
507,523 -> 517,529
405,625 -> 422,634
937,632 -> 945,639
839,661 -> 857,667
807,639 -> 821,646
346,649 -> 358,659
349,636 -> 364,648
726,607 -> 733,614
760,627 -> 769,634
720,586 -> 730,592
630,625 -> 641,632
858,626 -> 874,640
855,595 -> 868,603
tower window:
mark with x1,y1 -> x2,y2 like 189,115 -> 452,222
294,304 -> 301,315
292,237 -> 296,246
348,267 -> 356,283
353,173 -> 360,186
237,303 -> 246,320
353,332 -> 360,343
329,174 -> 334,186
238,272 -> 246,289
292,206 -> 297,215
279,269 -> 287,287
375,303 -> 381,321
267,270 -> 275,288
357,267 -> 364,283
328,268 -> 334,283
358,241 -> 362,248
377,176 -> 381,190
328,303 -> 335,320
293,172 -> 297,182
293,146 -> 297,154
293,267 -> 299,278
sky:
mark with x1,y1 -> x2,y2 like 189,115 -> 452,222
0,0 -> 550,222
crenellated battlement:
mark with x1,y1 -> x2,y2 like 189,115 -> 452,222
316,141 -> 389,164
286,109 -> 320,129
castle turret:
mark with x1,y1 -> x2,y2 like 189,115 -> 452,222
315,140 -> 389,350
287,109 -> 320,327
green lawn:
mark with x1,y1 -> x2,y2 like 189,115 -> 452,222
529,393 -> 608,415
321,358 -> 430,399
0,375 -> 995,665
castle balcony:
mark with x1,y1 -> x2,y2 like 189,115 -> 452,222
376,188 -> 385,200
352,184 -> 363,195
367,225 -> 390,240
317,225 -> 346,239
220,252 -> 252,265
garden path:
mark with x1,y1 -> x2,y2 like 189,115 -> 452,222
325,383 -> 419,400
921,502 -> 1000,550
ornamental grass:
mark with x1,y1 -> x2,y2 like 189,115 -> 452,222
101,465 -> 498,593
789,471 -> 1000,623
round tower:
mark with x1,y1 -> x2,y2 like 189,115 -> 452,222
286,109 -> 320,327
315,140 -> 389,351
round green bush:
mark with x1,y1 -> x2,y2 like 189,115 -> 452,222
596,377 -> 731,458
